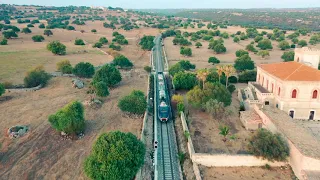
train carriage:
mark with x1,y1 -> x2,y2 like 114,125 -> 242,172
157,72 -> 170,122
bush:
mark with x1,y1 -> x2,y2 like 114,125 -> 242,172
227,84 -> 236,93
109,43 -> 121,51
93,81 -> 109,97
24,66 -> 51,88
235,49 -> 249,57
27,24 -> 34,27
298,40 -> 308,47
173,72 -> 197,90
213,43 -> 227,54
144,66 -> 152,73
238,70 -> 257,83
248,129 -> 289,162
180,47 -> 192,56
246,44 -> 257,52
208,57 -> 220,65
43,29 -> 53,36
99,37 -> 108,44
73,62 -> 95,78
281,51 -> 295,62
278,40 -> 290,50
56,60 -> 73,74
234,54 -> 255,71
139,35 -> 155,50
74,39 -> 85,45
178,60 -> 196,70
112,55 -> 133,69
39,23 -> 45,28
21,27 -> 32,34
0,83 -> 5,96
32,35 -> 45,42
169,63 -> 185,76
177,102 -> 185,113
84,131 -> 145,180
118,90 -> 147,115
47,41 -> 66,55
66,26 -> 75,30
92,42 -> 103,48
91,29 -> 97,33
257,39 -> 273,50
0,38 -> 8,45
92,64 -> 122,87
48,101 -> 85,134
195,42 -> 202,48
2,30 -> 18,39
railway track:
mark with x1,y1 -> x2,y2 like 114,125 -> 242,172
160,122 -> 174,180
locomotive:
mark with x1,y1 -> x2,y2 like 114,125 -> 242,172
157,72 -> 170,122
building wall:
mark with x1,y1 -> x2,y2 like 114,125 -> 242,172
256,67 -> 320,120
294,48 -> 320,70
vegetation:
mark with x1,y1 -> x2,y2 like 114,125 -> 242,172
144,66 -> 152,73
48,101 -> 85,134
234,54 -> 254,71
235,49 -> 249,57
109,43 -> 121,51
0,38 -> 8,45
257,50 -> 270,58
257,39 -> 273,50
99,37 -> 108,44
92,64 -> 122,87
246,43 -> 257,52
248,129 -> 289,162
112,55 -> 133,69
203,99 -> 225,118
92,42 -> 103,48
93,81 -> 109,97
238,70 -> 257,83
208,57 -> 220,65
43,29 -> 53,36
24,66 -> 51,88
278,40 -> 290,50
139,35 -> 155,50
38,23 -> 45,28
21,27 -> 32,34
173,72 -> 197,90
0,83 -> 5,96
57,60 -> 73,74
74,39 -> 85,45
118,90 -> 147,115
195,42 -> 202,48
73,62 -> 95,78
32,35 -> 45,42
298,39 -> 308,47
281,51 -> 295,62
84,131 -> 145,180
219,125 -> 230,142
47,41 -> 66,55
2,30 -> 18,39
180,47 -> 192,56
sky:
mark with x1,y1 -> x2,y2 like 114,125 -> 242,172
1,0 -> 320,9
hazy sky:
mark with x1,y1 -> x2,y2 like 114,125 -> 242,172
1,0 -> 320,9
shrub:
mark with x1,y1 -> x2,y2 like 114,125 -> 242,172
93,81 -> 109,97
47,41 -> 66,55
203,99 -> 225,118
21,27 -> 32,34
2,30 -> 18,39
66,26 -> 75,30
144,66 -> 152,73
278,40 -> 290,50
109,43 -> 121,51
92,42 -> 103,48
298,40 -> 307,47
177,102 -> 185,113
257,39 -> 273,50
213,43 -> 227,54
235,49 -> 249,57
92,64 -> 122,87
38,23 -> 45,28
84,131 -> 145,180
91,29 -> 97,33
248,129 -> 289,162
173,72 -> 197,90
208,57 -> 220,65
178,60 -> 196,70
118,90 -> 147,115
139,35 -> 155,50
32,35 -> 45,42
48,101 -> 85,134
257,50 -> 270,58
227,84 -> 236,93
56,60 -> 73,74
238,70 -> 257,83
0,38 -> 8,45
195,42 -> 202,48
74,39 -> 85,45
180,47 -> 192,56
73,62 -> 95,78
27,24 -> 34,27
0,83 -> 5,96
246,44 -> 257,52
234,54 -> 255,71
43,29 -> 53,36
112,55 -> 133,69
24,66 -> 51,88
233,36 -> 240,43
99,37 -> 108,44
281,51 -> 295,62
169,63 -> 185,76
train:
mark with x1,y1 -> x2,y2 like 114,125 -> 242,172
157,72 -> 170,122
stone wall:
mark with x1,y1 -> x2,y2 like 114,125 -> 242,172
6,84 -> 42,93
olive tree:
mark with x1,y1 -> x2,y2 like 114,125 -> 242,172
173,72 -> 197,90
47,41 -> 66,55
118,90 -> 147,115
48,101 -> 85,134
73,62 -> 95,78
92,64 -> 122,87
281,51 -> 295,62
44,29 -> 53,36
57,60 -> 73,74
84,131 -> 145,180
112,55 -> 133,69
24,66 -> 51,88
32,35 -> 45,42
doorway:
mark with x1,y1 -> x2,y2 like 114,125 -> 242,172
309,111 -> 315,120
289,110 -> 295,118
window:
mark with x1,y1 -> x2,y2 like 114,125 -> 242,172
313,90 -> 318,99
292,89 -> 297,98
266,80 -> 269,90
262,77 -> 264,86
271,83 -> 274,93
278,87 -> 281,96
258,74 -> 260,82
289,110 -> 294,118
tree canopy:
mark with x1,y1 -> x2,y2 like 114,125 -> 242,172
257,39 -> 273,50
92,64 -> 122,87
24,65 -> 51,88
180,47 -> 192,56
234,54 -> 255,71
47,41 -> 66,55
118,90 -> 147,115
32,35 -> 45,42
235,49 -> 249,57
139,35 -> 155,51
173,72 -> 197,90
0,83 -> 5,97
84,131 -> 145,180
73,62 -> 95,78
112,55 -> 133,69
208,57 -> 220,65
281,51 -> 295,62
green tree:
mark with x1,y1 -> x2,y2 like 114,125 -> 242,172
92,64 -> 122,87
75,39 -> 85,45
278,40 -> 290,50
0,83 -> 5,96
180,47 -> 192,56
24,65 -> 51,88
235,49 -> 249,57
112,55 -> 133,69
203,99 -> 225,118
84,131 -> 145,180
2,30 -> 18,39
178,60 -> 196,70
139,35 -> 155,50
99,37 -> 108,44
21,27 -> 31,34
144,66 -> 152,73
233,36 -> 240,43
48,101 -> 85,134
91,29 -> 97,33
118,90 -> 147,115
246,44 -> 257,52
0,38 -> 8,45
208,57 -> 220,65
298,40 -> 308,47
281,51 -> 295,62
195,42 -> 202,48
257,39 -> 273,50
234,54 -> 254,71
43,29 -> 53,36
238,70 -> 257,83
291,38 -> 299,44
92,42 -> 103,48
219,125 -> 230,142
257,50 -> 270,58
93,81 -> 109,97
47,41 -> 66,55
109,43 -> 121,51
173,72 -> 197,90
169,63 -> 185,76
32,35 -> 45,42
213,43 -> 227,54
187,82 -> 231,107
254,35 -> 263,43
248,129 -> 289,162
72,62 -> 95,78
38,23 -> 45,28
56,60 -> 73,74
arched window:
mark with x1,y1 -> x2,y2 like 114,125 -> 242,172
262,77 -> 264,86
271,83 -> 274,93
266,80 -> 269,90
292,89 -> 297,98
258,74 -> 260,82
278,87 -> 281,96
313,90 -> 318,99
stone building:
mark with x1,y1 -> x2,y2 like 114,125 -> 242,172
241,47 -> 320,120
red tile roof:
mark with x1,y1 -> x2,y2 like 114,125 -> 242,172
258,61 -> 320,81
